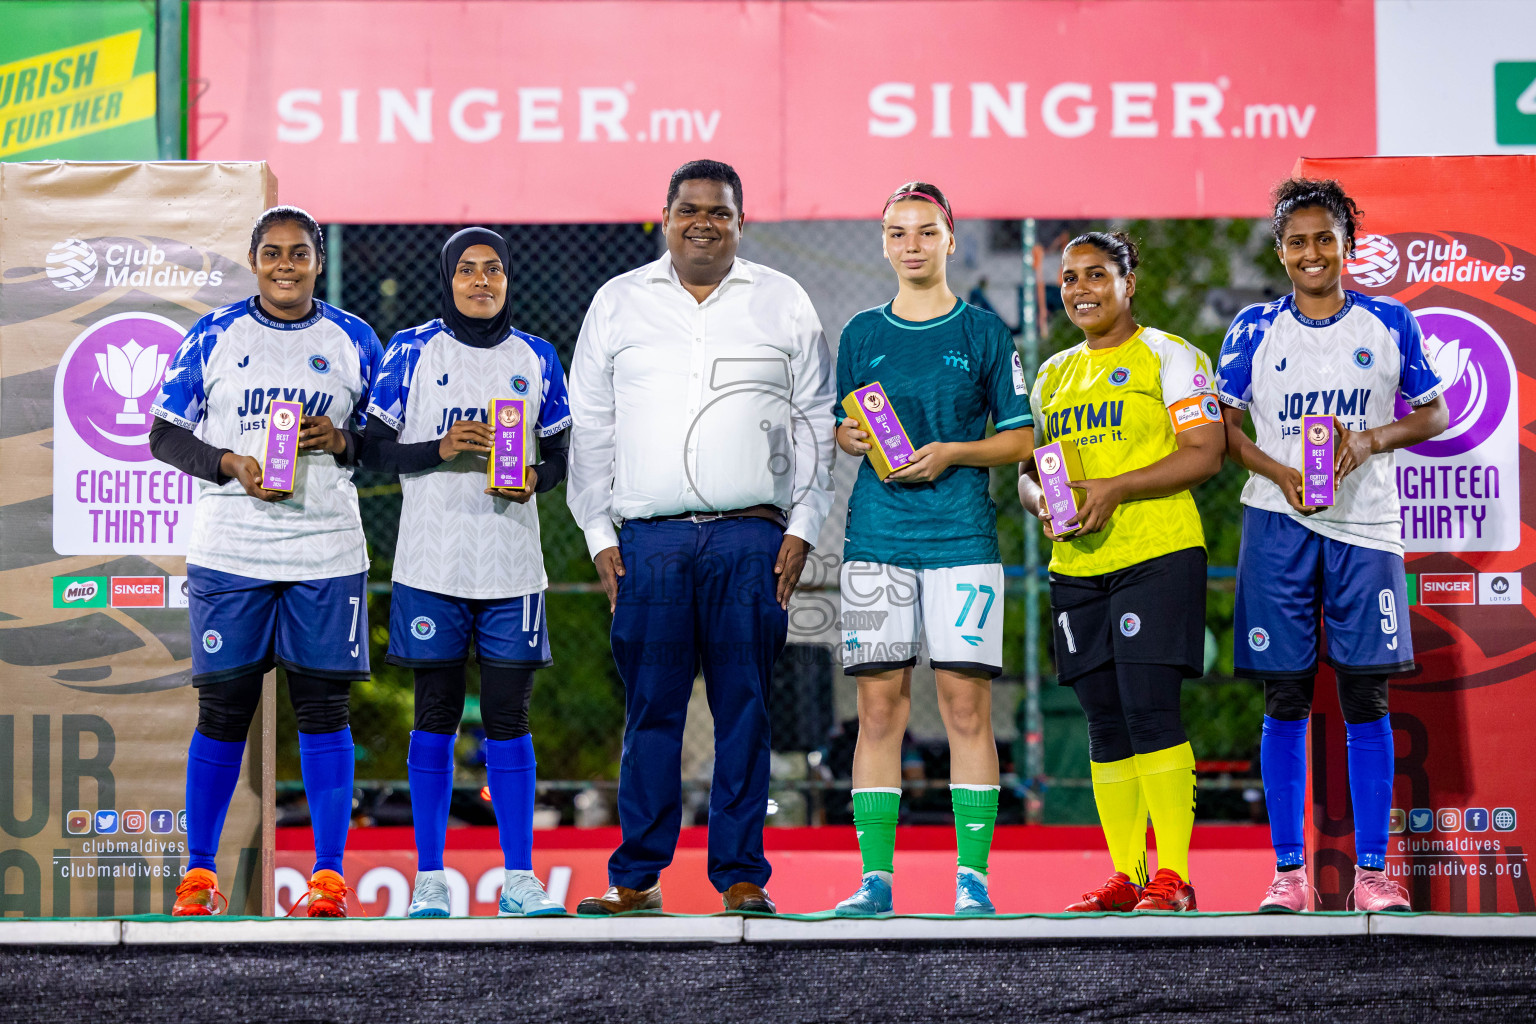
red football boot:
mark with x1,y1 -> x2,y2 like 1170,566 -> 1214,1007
1065,872 -> 1143,913
172,868 -> 227,917
1133,868 -> 1198,911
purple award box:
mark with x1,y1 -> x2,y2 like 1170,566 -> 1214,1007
1035,439 -> 1086,536
1302,415 -> 1335,508
488,398 -> 529,489
841,382 -> 916,480
261,400 -> 303,492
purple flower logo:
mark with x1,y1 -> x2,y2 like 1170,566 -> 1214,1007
58,313 -> 185,462
1401,308 -> 1513,459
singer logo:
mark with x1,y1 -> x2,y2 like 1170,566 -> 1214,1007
1419,573 -> 1475,605
111,576 -> 165,608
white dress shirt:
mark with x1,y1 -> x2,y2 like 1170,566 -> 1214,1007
568,254 -> 836,558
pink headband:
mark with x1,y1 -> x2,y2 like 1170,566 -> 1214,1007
883,190 -> 953,232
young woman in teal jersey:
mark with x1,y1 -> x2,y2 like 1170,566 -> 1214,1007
831,182 -> 1034,916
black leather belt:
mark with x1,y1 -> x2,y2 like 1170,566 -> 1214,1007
634,503 -> 787,528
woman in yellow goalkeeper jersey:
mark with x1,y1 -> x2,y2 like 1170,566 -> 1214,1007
1018,231 -> 1225,912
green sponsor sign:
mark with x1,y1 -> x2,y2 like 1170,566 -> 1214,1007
0,1 -> 158,159
53,575 -> 108,608
1405,573 -> 1418,607
1495,62 -> 1536,146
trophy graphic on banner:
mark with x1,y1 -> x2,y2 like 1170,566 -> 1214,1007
489,398 -> 529,489
1035,439 -> 1086,536
1302,416 -> 1335,507
95,337 -> 170,425
841,382 -> 916,480
261,401 -> 303,493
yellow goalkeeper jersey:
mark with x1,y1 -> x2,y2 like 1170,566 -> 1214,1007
1030,325 -> 1221,576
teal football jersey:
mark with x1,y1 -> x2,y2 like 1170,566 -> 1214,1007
835,300 -> 1032,569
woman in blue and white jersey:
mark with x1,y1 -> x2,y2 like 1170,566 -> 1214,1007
361,228 -> 571,918
149,206 -> 383,918
1216,179 -> 1448,913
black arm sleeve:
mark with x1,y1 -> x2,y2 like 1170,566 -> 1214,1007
534,427 -> 569,493
335,428 -> 364,468
149,417 -> 231,485
358,416 -> 445,476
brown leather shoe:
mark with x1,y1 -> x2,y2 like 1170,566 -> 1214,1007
576,884 -> 662,915
722,882 -> 776,914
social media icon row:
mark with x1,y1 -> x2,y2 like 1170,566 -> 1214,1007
1390,807 -> 1516,834
66,810 -> 185,835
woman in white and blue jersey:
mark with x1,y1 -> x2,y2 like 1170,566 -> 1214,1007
361,228 -> 571,918
1216,179 -> 1448,913
149,207 -> 383,918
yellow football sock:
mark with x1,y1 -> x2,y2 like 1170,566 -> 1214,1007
1089,756 -> 1148,886
1134,742 -> 1196,881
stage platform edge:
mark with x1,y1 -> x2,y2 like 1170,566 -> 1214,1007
5,912 -> 1536,946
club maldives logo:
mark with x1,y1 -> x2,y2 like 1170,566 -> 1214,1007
46,238 -> 100,291
1346,234 -> 1401,288
57,313 -> 186,462
1402,308 -> 1513,459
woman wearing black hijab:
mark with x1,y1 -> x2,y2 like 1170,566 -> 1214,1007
360,227 -> 573,918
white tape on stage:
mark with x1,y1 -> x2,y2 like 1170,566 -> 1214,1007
744,913 -> 1372,942
1368,914 -> 1536,938
119,915 -> 744,944
0,921 -> 121,945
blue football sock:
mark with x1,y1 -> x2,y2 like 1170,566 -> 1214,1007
485,735 -> 536,871
407,730 -> 456,872
1261,715 -> 1308,869
1346,715 -> 1395,871
186,731 -> 246,872
298,728 -> 355,875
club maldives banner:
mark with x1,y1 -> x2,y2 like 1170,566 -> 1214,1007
0,1 -> 160,161
189,0 -> 1375,223
1301,155 -> 1536,911
278,826 -> 1274,915
0,162 -> 274,916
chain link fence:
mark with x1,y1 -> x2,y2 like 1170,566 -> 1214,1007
275,216 -> 1288,831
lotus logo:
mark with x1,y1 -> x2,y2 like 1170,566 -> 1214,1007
96,338 -> 170,426
46,238 -> 98,291
61,581 -> 99,603
1346,234 -> 1400,288
1404,308 -> 1513,460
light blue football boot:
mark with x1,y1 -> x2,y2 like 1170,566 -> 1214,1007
954,871 -> 996,916
407,870 -> 450,918
834,873 -> 894,917
499,871 -> 565,917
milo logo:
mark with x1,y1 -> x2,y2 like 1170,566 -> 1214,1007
52,576 -> 108,608
63,581 -> 98,603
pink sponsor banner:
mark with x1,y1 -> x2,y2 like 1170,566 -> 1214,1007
190,0 -> 1375,223
278,826 -> 1274,915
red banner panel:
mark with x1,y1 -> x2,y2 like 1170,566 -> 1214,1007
1299,155 -> 1536,912
190,0 -> 1375,222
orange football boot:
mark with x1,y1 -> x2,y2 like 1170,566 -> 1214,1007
172,868 -> 227,916
1133,868 -> 1198,911
289,869 -> 355,918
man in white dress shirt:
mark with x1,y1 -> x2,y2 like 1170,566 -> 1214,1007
568,160 -> 835,914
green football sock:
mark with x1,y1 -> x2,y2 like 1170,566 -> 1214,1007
951,784 -> 1000,875
852,788 -> 900,876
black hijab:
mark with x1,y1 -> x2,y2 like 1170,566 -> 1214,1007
439,227 -> 513,347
